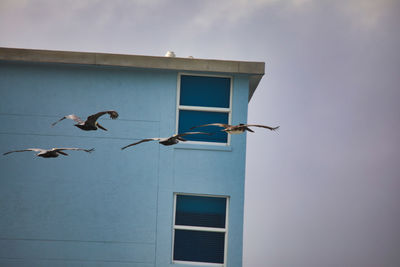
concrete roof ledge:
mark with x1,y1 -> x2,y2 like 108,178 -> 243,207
0,47 -> 265,100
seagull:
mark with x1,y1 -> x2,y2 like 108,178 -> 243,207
3,147 -> 94,158
190,123 -> 279,134
121,132 -> 210,150
52,110 -> 119,131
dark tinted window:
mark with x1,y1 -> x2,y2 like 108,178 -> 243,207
180,75 -> 230,108
175,195 -> 227,228
173,229 -> 225,264
178,75 -> 231,143
178,110 -> 228,143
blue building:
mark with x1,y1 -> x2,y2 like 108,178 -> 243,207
0,47 -> 264,267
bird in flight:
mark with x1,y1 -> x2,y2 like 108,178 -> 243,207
191,123 -> 279,134
3,147 -> 94,158
52,110 -> 119,131
121,132 -> 210,150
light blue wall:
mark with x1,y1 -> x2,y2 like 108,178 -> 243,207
0,60 -> 249,266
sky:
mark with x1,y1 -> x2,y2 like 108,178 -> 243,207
1,0 -> 400,266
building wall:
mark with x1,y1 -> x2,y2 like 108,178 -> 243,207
0,60 -> 249,266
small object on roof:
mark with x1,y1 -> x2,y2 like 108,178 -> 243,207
191,123 -> 279,134
3,147 -> 94,158
52,110 -> 118,131
165,51 -> 176,57
121,132 -> 211,150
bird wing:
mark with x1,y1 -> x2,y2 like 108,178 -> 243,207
86,110 -> 119,124
176,131 -> 212,137
245,124 -> 280,131
3,148 -> 46,155
176,136 -> 187,141
190,123 -> 230,130
52,114 -> 84,126
174,132 -> 212,141
53,148 -> 95,153
121,138 -> 160,150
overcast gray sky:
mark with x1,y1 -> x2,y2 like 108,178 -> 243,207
1,0 -> 399,266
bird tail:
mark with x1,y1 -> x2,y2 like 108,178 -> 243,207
96,123 -> 107,131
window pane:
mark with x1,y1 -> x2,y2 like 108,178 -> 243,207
175,195 -> 226,228
173,229 -> 225,264
178,110 -> 228,143
180,75 -> 230,108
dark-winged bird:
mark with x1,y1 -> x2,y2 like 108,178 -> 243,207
52,110 -> 119,131
3,147 -> 94,158
121,132 -> 210,150
191,123 -> 279,134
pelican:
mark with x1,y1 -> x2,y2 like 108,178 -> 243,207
121,132 -> 210,150
190,123 -> 279,134
3,147 -> 94,158
52,110 -> 119,131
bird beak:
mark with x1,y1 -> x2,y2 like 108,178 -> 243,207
97,123 -> 107,131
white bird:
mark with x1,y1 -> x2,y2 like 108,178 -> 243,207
165,51 -> 176,57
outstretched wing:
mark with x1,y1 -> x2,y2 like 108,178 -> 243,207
52,114 -> 84,126
174,132 -> 212,141
3,148 -> 46,155
245,124 -> 280,131
190,123 -> 230,130
121,138 -> 160,150
176,131 -> 212,137
53,148 -> 95,153
86,110 -> 119,124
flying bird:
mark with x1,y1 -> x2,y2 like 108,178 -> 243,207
190,123 -> 279,134
52,110 -> 119,131
3,147 -> 94,158
121,132 -> 210,150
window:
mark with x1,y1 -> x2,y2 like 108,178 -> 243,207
176,74 -> 232,144
173,194 -> 229,265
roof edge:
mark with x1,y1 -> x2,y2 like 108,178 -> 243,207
0,47 -> 265,100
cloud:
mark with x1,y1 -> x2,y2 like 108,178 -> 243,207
1,0 -> 395,34
338,0 -> 397,29
181,0 -> 322,31
184,0 -> 396,32
187,0 -> 285,30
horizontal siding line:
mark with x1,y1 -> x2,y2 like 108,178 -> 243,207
0,237 -> 155,245
0,113 -> 160,123
0,132 -> 150,141
0,257 -> 154,264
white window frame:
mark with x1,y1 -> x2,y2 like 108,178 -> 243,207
176,73 -> 233,146
172,193 -> 230,267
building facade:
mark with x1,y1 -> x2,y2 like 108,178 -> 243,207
0,47 -> 264,267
